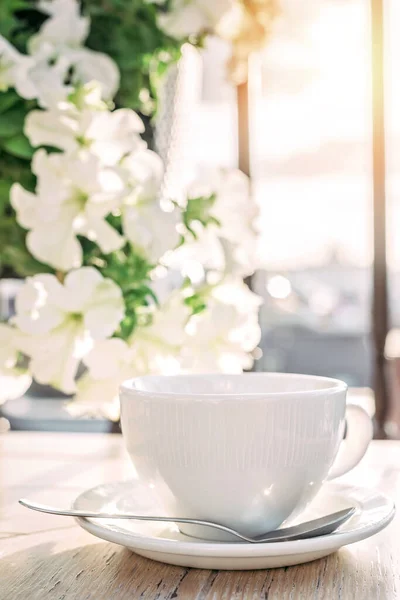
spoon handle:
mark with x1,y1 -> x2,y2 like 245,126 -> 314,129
18,499 -> 355,544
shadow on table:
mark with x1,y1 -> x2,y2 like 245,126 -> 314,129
0,542 -> 391,600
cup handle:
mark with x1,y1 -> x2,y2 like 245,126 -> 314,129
327,403 -> 373,480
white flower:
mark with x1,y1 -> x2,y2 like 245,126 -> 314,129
13,268 -> 125,393
166,227 -> 226,274
0,35 -> 36,98
182,278 -> 262,372
129,291 -> 190,371
0,371 -> 32,405
25,108 -> 144,165
190,167 -> 258,241
0,0 -> 119,109
123,201 -> 180,263
73,291 -> 190,415
219,235 -> 258,277
25,44 -> 74,109
202,169 -> 258,242
117,147 -> 179,262
28,0 -> 119,104
33,0 -> 89,48
37,0 -> 76,15
181,167 -> 259,276
119,148 -> 164,203
71,373 -> 122,421
63,47 -> 120,102
27,45 -> 119,108
0,323 -> 19,370
0,1 -> 119,108
29,78 -> 107,115
72,338 -> 135,419
65,81 -> 109,111
11,149 -> 125,271
0,324 -> 33,403
158,0 -> 234,39
25,41 -> 116,111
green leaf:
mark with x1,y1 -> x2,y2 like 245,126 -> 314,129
183,193 -> 219,234
184,293 -> 207,316
0,149 -> 35,191
0,179 -> 12,216
0,91 -> 20,114
0,106 -> 26,137
2,134 -> 34,159
1,245 -> 53,276
126,284 -> 159,306
0,3 -> 46,54
0,217 -> 53,277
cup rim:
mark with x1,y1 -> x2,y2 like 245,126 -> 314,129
120,373 -> 348,400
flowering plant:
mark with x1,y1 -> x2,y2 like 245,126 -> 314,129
0,0 -> 261,418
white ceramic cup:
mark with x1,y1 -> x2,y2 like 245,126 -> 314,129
120,373 -> 373,541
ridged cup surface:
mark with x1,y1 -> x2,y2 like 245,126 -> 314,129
120,374 -> 347,539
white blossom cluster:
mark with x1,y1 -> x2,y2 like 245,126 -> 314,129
0,0 -> 262,418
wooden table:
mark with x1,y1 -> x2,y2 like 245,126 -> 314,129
1,433 -> 399,600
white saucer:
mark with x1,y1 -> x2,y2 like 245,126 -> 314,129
74,480 -> 395,570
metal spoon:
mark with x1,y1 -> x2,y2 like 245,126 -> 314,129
18,499 -> 355,543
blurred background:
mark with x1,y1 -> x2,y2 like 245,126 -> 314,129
159,0 -> 391,388
1,0 -> 397,434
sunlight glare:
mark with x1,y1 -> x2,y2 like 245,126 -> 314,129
266,276 -> 292,299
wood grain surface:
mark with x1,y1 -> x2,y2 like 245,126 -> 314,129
1,432 -> 399,600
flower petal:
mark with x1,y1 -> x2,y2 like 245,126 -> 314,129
60,151 -> 104,194
27,224 -> 82,271
78,215 -> 125,254
0,370 -> 32,404
67,47 -> 120,100
0,35 -> 36,98
88,109 -> 145,165
84,279 -> 124,339
27,54 -> 73,109
29,0 -> 90,49
123,202 -> 180,262
63,267 -> 104,312
186,167 -> 259,275
17,321 -> 86,394
181,279 -> 261,374
25,109 -> 78,151
0,323 -> 18,369
14,275 -> 66,335
72,373 -> 121,420
158,3 -> 209,38
10,184 -> 40,230
219,236 -> 257,277
120,148 -> 164,201
83,338 -> 130,380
